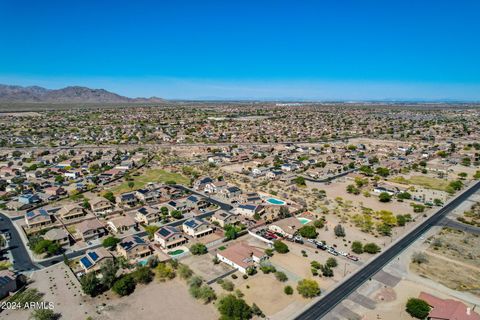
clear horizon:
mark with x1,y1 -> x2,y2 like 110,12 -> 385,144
1,1 -> 479,100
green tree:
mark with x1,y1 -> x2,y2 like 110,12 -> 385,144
224,224 -> 238,240
346,184 -> 360,195
313,219 -> 325,228
397,192 -> 412,200
293,176 -> 306,186
144,225 -> 160,240
132,266 -> 153,284
156,262 -> 176,280
359,165 -> 374,176
474,171 -> 480,179
377,223 -> 392,236
80,273 -> 103,297
103,191 -> 115,203
396,215 -> 407,226
375,167 -> 390,177
363,243 -> 381,254
198,285 -> 217,303
351,241 -> 363,254
326,257 -> 338,268
251,303 -> 264,317
275,271 -> 288,282
379,192 -> 392,202
320,264 -> 334,277
217,294 -> 252,320
284,285 -> 294,295
406,298 -> 431,319
190,243 -> 208,255
100,259 -> 119,289
273,240 -> 289,253
30,309 -> 59,320
112,275 -> 136,296
297,279 -> 321,298
221,279 -> 235,291
170,210 -> 183,219
102,236 -> 120,250
334,224 -> 346,237
299,225 -> 318,239
178,264 -> 193,279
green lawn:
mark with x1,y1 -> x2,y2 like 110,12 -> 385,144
391,175 -> 450,191
110,169 -> 190,194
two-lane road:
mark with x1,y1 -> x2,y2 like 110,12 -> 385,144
0,212 -> 38,272
295,180 -> 480,320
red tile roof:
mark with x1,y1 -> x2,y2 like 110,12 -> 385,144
419,292 -> 480,320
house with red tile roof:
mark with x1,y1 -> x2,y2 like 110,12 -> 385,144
419,292 -> 480,320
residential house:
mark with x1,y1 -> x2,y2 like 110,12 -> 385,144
44,186 -> 66,197
182,218 -> 214,238
135,188 -> 158,203
154,226 -> 188,249
116,192 -> 137,207
134,206 -> 161,224
58,204 -> 86,221
418,291 -> 480,320
117,235 -> 152,261
44,228 -> 70,246
238,192 -> 262,204
220,186 -> 242,199
166,198 -> 189,213
211,210 -> 240,228
0,270 -> 18,299
204,180 -> 227,194
186,195 -> 209,210
216,242 -> 267,274
107,215 -> 137,234
18,193 -> 41,205
90,197 -> 113,215
76,219 -> 107,241
266,170 -> 283,180
79,247 -> 114,273
24,209 -> 52,228
234,204 -> 264,219
193,176 -> 213,191
269,217 -> 304,238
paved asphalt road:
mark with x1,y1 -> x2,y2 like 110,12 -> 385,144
0,212 -> 38,272
295,180 -> 480,320
438,217 -> 480,235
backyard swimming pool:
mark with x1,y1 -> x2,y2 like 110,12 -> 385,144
266,197 -> 286,205
297,217 -> 312,225
168,249 -> 185,256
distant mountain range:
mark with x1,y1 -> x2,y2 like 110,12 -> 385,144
0,84 -> 165,103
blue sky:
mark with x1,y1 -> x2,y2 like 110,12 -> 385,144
1,0 -> 479,100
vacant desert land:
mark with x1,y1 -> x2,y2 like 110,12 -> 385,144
110,168 -> 189,194
2,264 -> 217,320
410,228 -> 480,296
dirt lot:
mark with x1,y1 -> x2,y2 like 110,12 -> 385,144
426,227 -> 480,267
2,264 -> 217,320
409,227 -> 480,296
181,251 -> 234,282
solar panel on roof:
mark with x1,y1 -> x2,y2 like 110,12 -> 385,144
88,251 -> 99,261
80,257 -> 93,269
159,228 -> 171,237
133,236 -> 144,243
0,277 -> 10,285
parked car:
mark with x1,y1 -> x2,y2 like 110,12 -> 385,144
347,254 -> 359,261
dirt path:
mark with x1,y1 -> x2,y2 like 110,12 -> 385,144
425,251 -> 480,272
